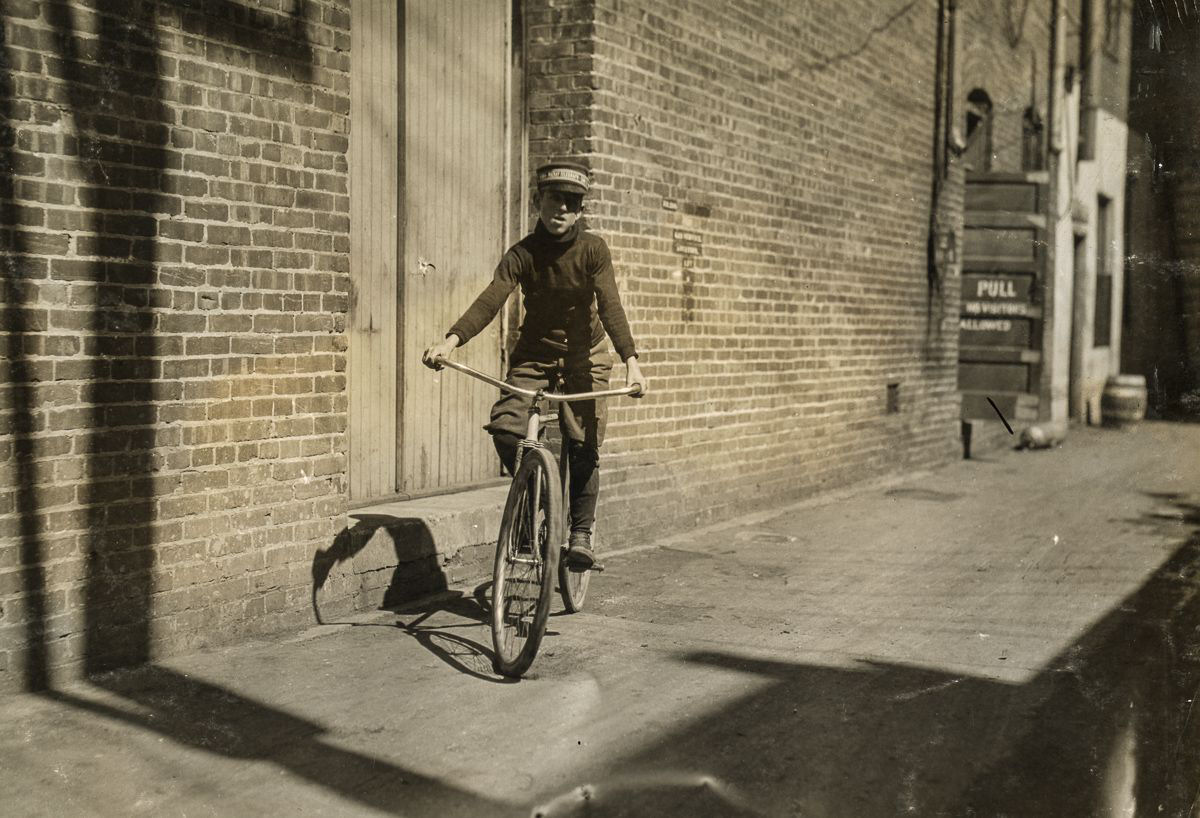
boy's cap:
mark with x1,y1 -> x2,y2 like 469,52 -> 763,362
536,161 -> 590,194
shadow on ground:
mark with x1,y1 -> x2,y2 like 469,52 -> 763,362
580,496 -> 1200,817
310,519 -> 510,681
24,495 -> 1200,816
44,664 -> 503,815
391,593 -> 508,683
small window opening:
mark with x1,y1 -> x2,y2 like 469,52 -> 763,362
886,383 -> 901,414
1021,106 -> 1044,170
964,89 -> 994,172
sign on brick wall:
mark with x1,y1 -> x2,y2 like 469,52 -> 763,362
673,228 -> 702,259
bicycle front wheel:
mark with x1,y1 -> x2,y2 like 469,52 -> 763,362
491,445 -> 561,677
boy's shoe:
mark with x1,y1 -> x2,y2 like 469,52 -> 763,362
565,530 -> 595,570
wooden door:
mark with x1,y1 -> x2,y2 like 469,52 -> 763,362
348,1 -> 400,502
399,1 -> 510,493
958,172 -> 1048,424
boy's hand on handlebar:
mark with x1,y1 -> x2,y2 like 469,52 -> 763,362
422,335 -> 461,370
625,357 -> 647,398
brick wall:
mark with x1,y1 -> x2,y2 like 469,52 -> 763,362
1,0 -> 1080,694
959,0 -> 1061,172
525,0 -> 965,548
0,0 -> 351,693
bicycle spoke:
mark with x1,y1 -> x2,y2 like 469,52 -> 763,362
491,448 -> 562,677
497,463 -> 548,658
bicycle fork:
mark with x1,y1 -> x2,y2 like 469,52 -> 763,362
511,388 -> 546,476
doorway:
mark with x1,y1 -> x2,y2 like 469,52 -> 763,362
1069,233 -> 1088,422
349,1 -> 517,501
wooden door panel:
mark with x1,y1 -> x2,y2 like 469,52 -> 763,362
959,175 -> 1046,422
399,0 -> 509,493
348,1 -> 400,502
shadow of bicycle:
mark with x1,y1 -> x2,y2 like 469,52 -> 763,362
311,513 -> 581,683
391,592 -> 518,684
311,567 -> 517,684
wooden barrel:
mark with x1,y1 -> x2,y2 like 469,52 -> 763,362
1101,375 -> 1148,427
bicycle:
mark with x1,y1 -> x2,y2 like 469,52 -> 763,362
430,355 -> 639,677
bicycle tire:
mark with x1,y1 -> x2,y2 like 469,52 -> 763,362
556,441 -> 588,613
491,445 -> 561,677
558,528 -> 594,613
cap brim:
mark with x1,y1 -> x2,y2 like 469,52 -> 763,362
539,181 -> 588,195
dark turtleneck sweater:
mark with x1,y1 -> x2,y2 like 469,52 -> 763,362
448,221 -> 638,361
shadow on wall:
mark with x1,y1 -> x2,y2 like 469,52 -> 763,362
311,517 -> 462,622
5,8 -> 501,802
3,0 -> 314,691
1,2 -> 51,691
43,0 -> 169,682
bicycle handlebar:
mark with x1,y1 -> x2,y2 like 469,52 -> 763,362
431,356 -> 642,401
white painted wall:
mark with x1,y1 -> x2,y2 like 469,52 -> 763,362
1050,93 -> 1129,427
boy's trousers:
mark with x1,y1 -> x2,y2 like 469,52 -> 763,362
485,337 -> 613,534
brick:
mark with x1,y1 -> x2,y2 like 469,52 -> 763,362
183,153 -> 230,176
184,245 -> 229,265
207,314 -> 253,333
17,231 -> 70,256
178,60 -> 228,88
102,214 -> 157,238
272,251 -> 311,269
207,225 -> 252,245
252,314 -> 294,333
231,336 -> 273,355
184,336 -> 231,356
250,229 -> 293,248
184,202 -> 229,221
160,173 -> 208,196
159,220 -> 204,242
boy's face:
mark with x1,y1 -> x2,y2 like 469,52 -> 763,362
536,189 -> 584,235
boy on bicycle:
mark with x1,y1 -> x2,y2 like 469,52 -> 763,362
422,161 -> 646,570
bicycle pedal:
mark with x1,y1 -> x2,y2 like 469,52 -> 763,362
564,556 -> 603,573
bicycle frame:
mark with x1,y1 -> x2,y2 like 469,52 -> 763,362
435,353 -> 636,459
434,353 -> 635,446
432,354 -> 638,673
432,354 -> 638,545
432,356 -> 637,403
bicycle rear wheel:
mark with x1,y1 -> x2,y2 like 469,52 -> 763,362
491,445 -> 561,677
555,439 -> 591,613
558,529 -> 594,613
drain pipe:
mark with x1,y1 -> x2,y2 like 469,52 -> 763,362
943,0 -> 957,181
931,0 -> 947,192
928,0 -> 957,301
1040,0 -> 1061,427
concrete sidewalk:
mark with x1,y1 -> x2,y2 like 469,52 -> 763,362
3,422 -> 1199,817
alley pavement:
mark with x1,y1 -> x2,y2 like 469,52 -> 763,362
3,422 -> 1199,817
